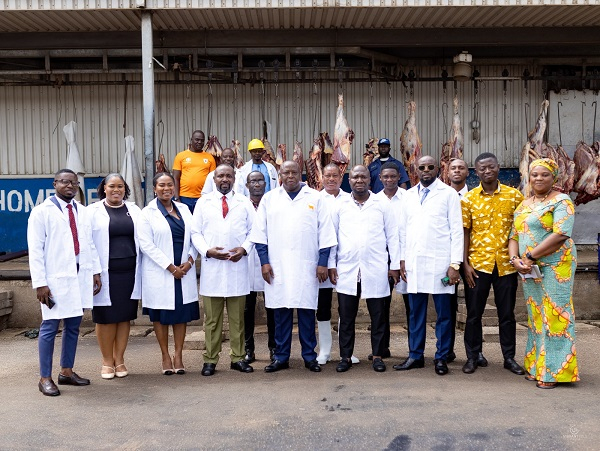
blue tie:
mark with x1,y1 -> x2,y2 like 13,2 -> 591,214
420,187 -> 430,204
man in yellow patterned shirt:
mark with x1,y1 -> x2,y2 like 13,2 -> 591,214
461,153 -> 525,376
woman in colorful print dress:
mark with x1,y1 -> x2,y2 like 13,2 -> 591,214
508,158 -> 579,389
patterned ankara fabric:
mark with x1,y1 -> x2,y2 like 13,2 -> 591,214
462,183 -> 524,276
510,194 -> 579,383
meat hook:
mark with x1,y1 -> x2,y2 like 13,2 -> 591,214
581,101 -> 587,142
557,101 -> 563,146
592,101 -> 597,142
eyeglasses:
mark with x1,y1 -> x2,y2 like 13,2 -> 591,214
248,179 -> 266,185
418,164 -> 436,171
56,179 -> 80,187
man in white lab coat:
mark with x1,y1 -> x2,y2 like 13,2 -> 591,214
201,147 -> 246,196
250,161 -> 337,373
375,161 -> 408,361
393,156 -> 463,376
192,165 -> 255,376
329,165 -> 400,373
27,169 -> 102,396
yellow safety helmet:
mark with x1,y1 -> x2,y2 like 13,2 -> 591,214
247,138 -> 265,152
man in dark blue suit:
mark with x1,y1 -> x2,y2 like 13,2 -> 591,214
368,138 -> 410,192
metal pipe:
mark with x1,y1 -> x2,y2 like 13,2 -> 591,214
141,11 -> 155,206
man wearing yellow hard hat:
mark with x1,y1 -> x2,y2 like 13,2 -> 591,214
239,139 -> 279,196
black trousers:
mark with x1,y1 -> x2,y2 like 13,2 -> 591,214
337,283 -> 386,359
463,266 -> 518,360
244,291 -> 276,352
316,288 -> 333,322
380,279 -> 408,351
447,266 -> 465,356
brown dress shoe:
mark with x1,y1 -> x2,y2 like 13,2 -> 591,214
39,379 -> 60,396
57,372 -> 90,386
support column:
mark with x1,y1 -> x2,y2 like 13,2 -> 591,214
141,11 -> 155,205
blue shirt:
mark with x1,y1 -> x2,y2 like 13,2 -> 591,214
252,162 -> 271,192
368,156 -> 410,193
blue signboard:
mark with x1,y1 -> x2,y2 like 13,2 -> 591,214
0,177 -> 103,253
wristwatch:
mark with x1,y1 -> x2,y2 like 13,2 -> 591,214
449,263 -> 460,271
525,251 -> 537,261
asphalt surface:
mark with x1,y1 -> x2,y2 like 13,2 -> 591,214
1,323 -> 599,450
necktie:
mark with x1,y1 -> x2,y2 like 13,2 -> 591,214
222,195 -> 229,218
420,187 -> 430,205
66,204 -> 80,255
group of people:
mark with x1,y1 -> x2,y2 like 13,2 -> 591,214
27,133 -> 579,396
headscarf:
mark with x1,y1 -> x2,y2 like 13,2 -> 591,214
529,158 -> 559,181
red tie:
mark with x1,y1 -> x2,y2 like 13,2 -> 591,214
222,195 -> 229,218
66,204 -> 80,256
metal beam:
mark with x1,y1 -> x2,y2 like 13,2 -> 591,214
141,11 -> 154,206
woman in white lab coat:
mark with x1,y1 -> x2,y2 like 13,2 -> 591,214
90,174 -> 142,380
138,172 -> 199,375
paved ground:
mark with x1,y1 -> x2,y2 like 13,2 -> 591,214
1,323 -> 599,450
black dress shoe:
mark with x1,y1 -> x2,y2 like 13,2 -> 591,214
372,357 -> 386,372
368,349 -> 391,360
243,350 -> 256,364
476,352 -> 488,367
38,379 -> 60,396
446,352 -> 456,363
269,348 -> 276,361
462,359 -> 477,374
434,359 -> 448,375
201,363 -> 216,376
231,360 -> 254,373
393,357 -> 425,371
57,372 -> 90,386
504,358 -> 525,375
264,360 -> 289,373
336,358 -> 352,373
304,359 -> 322,372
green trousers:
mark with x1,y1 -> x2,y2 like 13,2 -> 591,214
203,295 -> 246,364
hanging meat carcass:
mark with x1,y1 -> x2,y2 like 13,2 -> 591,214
321,132 -> 335,167
553,145 -> 576,194
231,139 -> 245,169
262,138 -> 277,165
275,143 -> 287,170
519,100 -> 548,197
400,101 -> 423,187
204,135 -> 224,166
305,138 -> 324,190
332,94 -> 354,175
440,96 -> 464,185
155,154 -> 169,174
363,138 -> 379,167
292,141 -> 304,172
573,141 -> 600,205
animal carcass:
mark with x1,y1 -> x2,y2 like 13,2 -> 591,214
292,141 -> 304,172
400,101 -> 423,187
305,138 -> 324,190
553,145 -> 576,194
275,143 -> 287,170
440,96 -> 464,185
262,138 -> 276,166
573,141 -> 600,205
205,135 -> 224,166
363,138 -> 379,167
231,139 -> 244,169
332,94 -> 354,175
519,100 -> 548,197
321,132 -> 335,167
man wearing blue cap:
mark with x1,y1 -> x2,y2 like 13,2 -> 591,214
368,138 -> 410,193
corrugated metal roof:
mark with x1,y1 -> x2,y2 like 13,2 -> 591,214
1,4 -> 600,32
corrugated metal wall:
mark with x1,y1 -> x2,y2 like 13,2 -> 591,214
0,65 -> 544,176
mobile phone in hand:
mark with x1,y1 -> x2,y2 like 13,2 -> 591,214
441,276 -> 451,287
47,296 -> 55,309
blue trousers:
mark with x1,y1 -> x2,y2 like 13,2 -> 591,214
179,196 -> 198,214
408,293 -> 451,361
38,316 -> 82,378
273,308 -> 317,363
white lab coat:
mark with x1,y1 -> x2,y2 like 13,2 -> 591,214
89,201 -> 143,307
319,189 -> 349,289
191,191 -> 254,297
201,168 -> 246,197
27,196 -> 101,320
249,185 -> 337,309
376,189 -> 407,294
238,160 -> 279,196
398,178 -> 463,294
329,192 -> 400,298
247,202 -> 264,292
137,199 -> 199,310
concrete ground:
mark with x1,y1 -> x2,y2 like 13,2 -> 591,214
1,322 -> 599,450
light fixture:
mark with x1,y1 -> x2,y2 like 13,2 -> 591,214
453,51 -> 473,81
